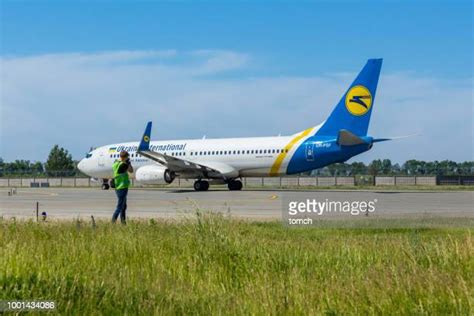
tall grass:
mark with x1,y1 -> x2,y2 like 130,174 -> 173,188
1,214 -> 472,314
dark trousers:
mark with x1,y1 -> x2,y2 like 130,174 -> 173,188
112,188 -> 128,224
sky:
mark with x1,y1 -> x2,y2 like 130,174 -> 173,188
0,1 -> 473,163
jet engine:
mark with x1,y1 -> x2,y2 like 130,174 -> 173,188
135,165 -> 175,184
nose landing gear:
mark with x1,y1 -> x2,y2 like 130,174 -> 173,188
101,179 -> 110,190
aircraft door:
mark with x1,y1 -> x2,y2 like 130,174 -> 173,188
98,151 -> 105,167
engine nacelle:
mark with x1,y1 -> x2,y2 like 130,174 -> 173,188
135,165 -> 175,185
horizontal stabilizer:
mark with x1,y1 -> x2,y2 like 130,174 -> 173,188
373,133 -> 419,143
337,129 -> 367,146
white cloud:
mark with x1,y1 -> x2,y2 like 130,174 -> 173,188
0,50 -> 472,163
189,50 -> 250,74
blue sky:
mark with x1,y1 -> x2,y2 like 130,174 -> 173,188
1,1 -> 473,163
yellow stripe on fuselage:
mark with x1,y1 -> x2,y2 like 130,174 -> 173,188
269,127 -> 314,176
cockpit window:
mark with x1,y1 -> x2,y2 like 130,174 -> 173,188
85,153 -> 93,158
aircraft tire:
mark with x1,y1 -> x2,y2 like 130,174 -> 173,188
194,180 -> 209,191
228,180 -> 242,191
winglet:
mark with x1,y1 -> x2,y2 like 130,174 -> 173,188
138,121 -> 152,151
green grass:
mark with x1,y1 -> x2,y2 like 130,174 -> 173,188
1,214 -> 473,314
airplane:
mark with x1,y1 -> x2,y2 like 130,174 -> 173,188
78,58 -> 394,191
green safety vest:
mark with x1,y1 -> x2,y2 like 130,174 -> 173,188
112,160 -> 130,190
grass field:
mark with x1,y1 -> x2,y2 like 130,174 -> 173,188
1,214 -> 473,314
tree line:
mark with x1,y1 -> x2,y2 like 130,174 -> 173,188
0,145 -> 82,177
313,159 -> 474,176
0,145 -> 473,177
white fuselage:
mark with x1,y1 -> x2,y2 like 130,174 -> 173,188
78,135 -> 297,179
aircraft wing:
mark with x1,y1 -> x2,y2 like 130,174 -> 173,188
136,122 -> 234,178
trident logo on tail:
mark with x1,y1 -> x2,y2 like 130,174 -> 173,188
345,85 -> 372,116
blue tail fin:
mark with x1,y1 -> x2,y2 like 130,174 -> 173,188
316,59 -> 382,137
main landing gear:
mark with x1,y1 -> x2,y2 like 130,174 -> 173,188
227,180 -> 243,191
193,179 -> 243,191
194,180 -> 209,191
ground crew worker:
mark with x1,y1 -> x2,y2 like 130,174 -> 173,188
112,150 -> 133,224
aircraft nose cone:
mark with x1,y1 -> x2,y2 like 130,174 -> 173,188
77,159 -> 87,174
